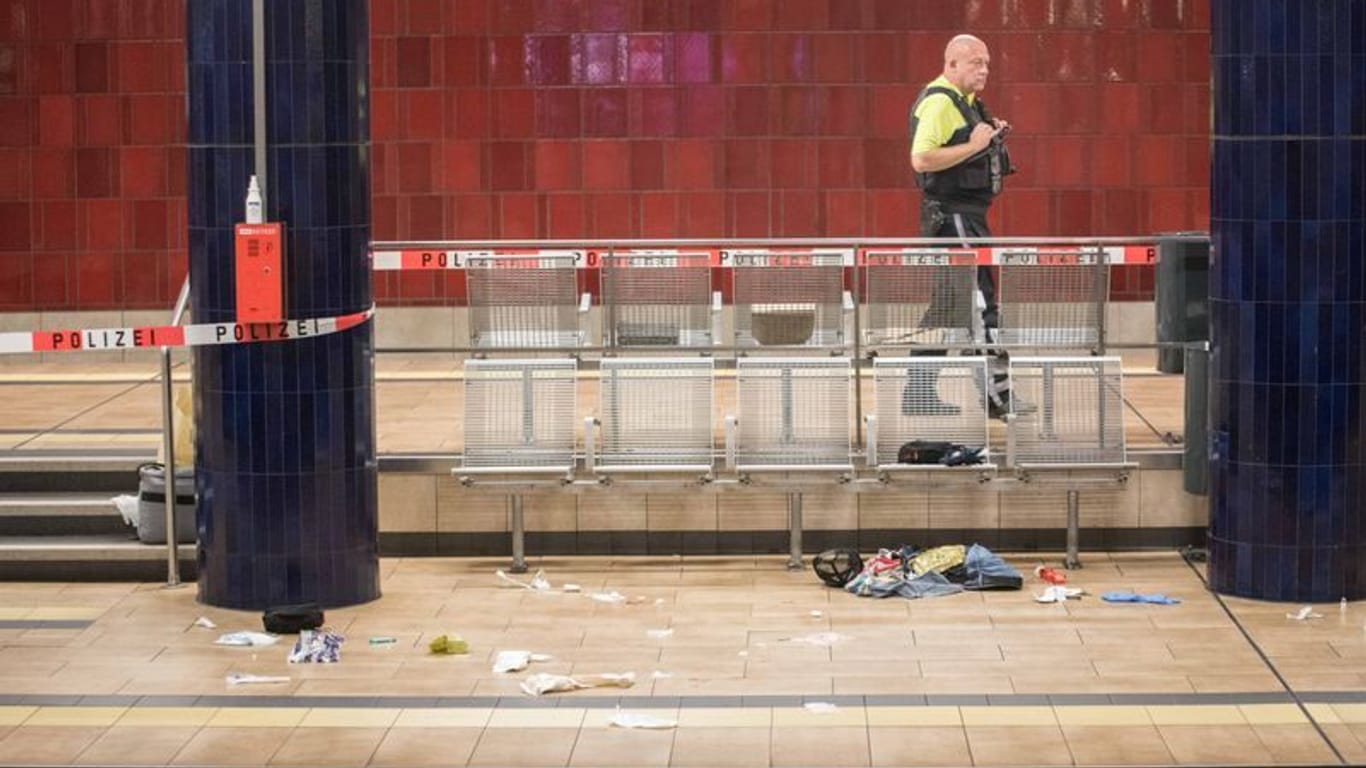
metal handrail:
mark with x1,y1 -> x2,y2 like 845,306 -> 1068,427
159,278 -> 191,588
372,235 -> 1203,249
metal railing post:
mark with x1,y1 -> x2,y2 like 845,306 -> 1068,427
160,278 -> 192,588
160,347 -> 180,588
509,495 -> 527,573
787,492 -> 803,570
1065,489 -> 1082,569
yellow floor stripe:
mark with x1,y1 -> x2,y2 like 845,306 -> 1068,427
1054,705 -> 1152,727
392,708 -> 492,728
1146,705 -> 1247,726
24,706 -> 127,727
961,705 -> 1058,727
116,707 -> 218,727
864,706 -> 962,727
0,706 -> 37,726
771,706 -> 868,727
1333,703 -> 1366,724
24,607 -> 103,621
1238,704 -> 1309,725
299,707 -> 401,728
485,708 -> 586,728
675,707 -> 772,728
206,707 -> 309,728
1306,703 -> 1342,724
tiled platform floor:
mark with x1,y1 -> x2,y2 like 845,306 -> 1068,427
0,552 -> 1363,766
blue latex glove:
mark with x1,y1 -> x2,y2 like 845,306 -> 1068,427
1101,591 -> 1181,605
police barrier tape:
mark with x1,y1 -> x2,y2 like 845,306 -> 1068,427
0,307 -> 374,356
369,245 -> 1156,269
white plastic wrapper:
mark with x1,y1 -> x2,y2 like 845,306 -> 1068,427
225,672 -> 289,686
590,591 -> 627,604
1287,606 -> 1323,621
645,628 -> 673,639
492,650 -> 552,674
111,495 -> 139,528
497,569 -> 551,591
610,709 -> 677,729
193,616 -> 217,629
214,631 -> 278,647
1034,586 -> 1086,604
520,672 -> 635,696
803,702 -> 839,713
287,629 -> 344,664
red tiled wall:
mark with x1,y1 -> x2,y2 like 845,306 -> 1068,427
0,0 -> 1208,311
0,0 -> 187,311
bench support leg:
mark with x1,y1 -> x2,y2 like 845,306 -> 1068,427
787,492 -> 804,570
1065,490 -> 1082,570
509,494 -> 527,574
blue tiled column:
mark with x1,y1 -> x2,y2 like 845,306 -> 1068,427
1208,0 -> 1366,601
187,0 -> 378,608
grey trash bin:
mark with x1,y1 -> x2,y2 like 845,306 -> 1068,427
137,463 -> 196,544
1155,233 -> 1210,373
1182,345 -> 1208,496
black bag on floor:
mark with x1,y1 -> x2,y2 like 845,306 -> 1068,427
897,440 -> 954,464
262,603 -> 324,634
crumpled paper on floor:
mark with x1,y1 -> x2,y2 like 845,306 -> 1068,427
215,631 -> 278,647
1034,586 -> 1086,603
493,649 -> 552,673
610,709 -> 677,729
288,629 -> 344,663
1287,606 -> 1323,621
520,672 -> 635,696
497,569 -> 550,591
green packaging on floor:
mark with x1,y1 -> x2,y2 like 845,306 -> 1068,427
428,634 -> 469,654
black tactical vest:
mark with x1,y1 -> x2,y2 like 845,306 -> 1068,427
909,85 -> 1013,211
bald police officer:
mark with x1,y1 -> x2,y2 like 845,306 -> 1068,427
906,34 -> 1030,420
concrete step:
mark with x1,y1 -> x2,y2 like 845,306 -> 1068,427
0,455 -> 147,494
0,493 -> 132,536
0,533 -> 196,581
0,493 -> 120,516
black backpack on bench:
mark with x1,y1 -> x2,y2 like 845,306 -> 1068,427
897,440 -> 986,466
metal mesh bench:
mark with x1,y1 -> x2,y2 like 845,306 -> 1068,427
458,358 -> 579,572
860,248 -> 977,348
1005,356 -> 1133,568
995,248 -> 1108,349
726,358 -> 853,472
600,251 -> 720,348
586,358 -> 714,474
727,249 -> 853,348
724,358 -> 853,568
465,251 -> 590,348
1007,357 -> 1127,468
865,357 -> 993,476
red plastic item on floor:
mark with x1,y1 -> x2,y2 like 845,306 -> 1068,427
1034,565 -> 1067,585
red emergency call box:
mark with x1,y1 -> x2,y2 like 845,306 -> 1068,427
234,222 -> 285,323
